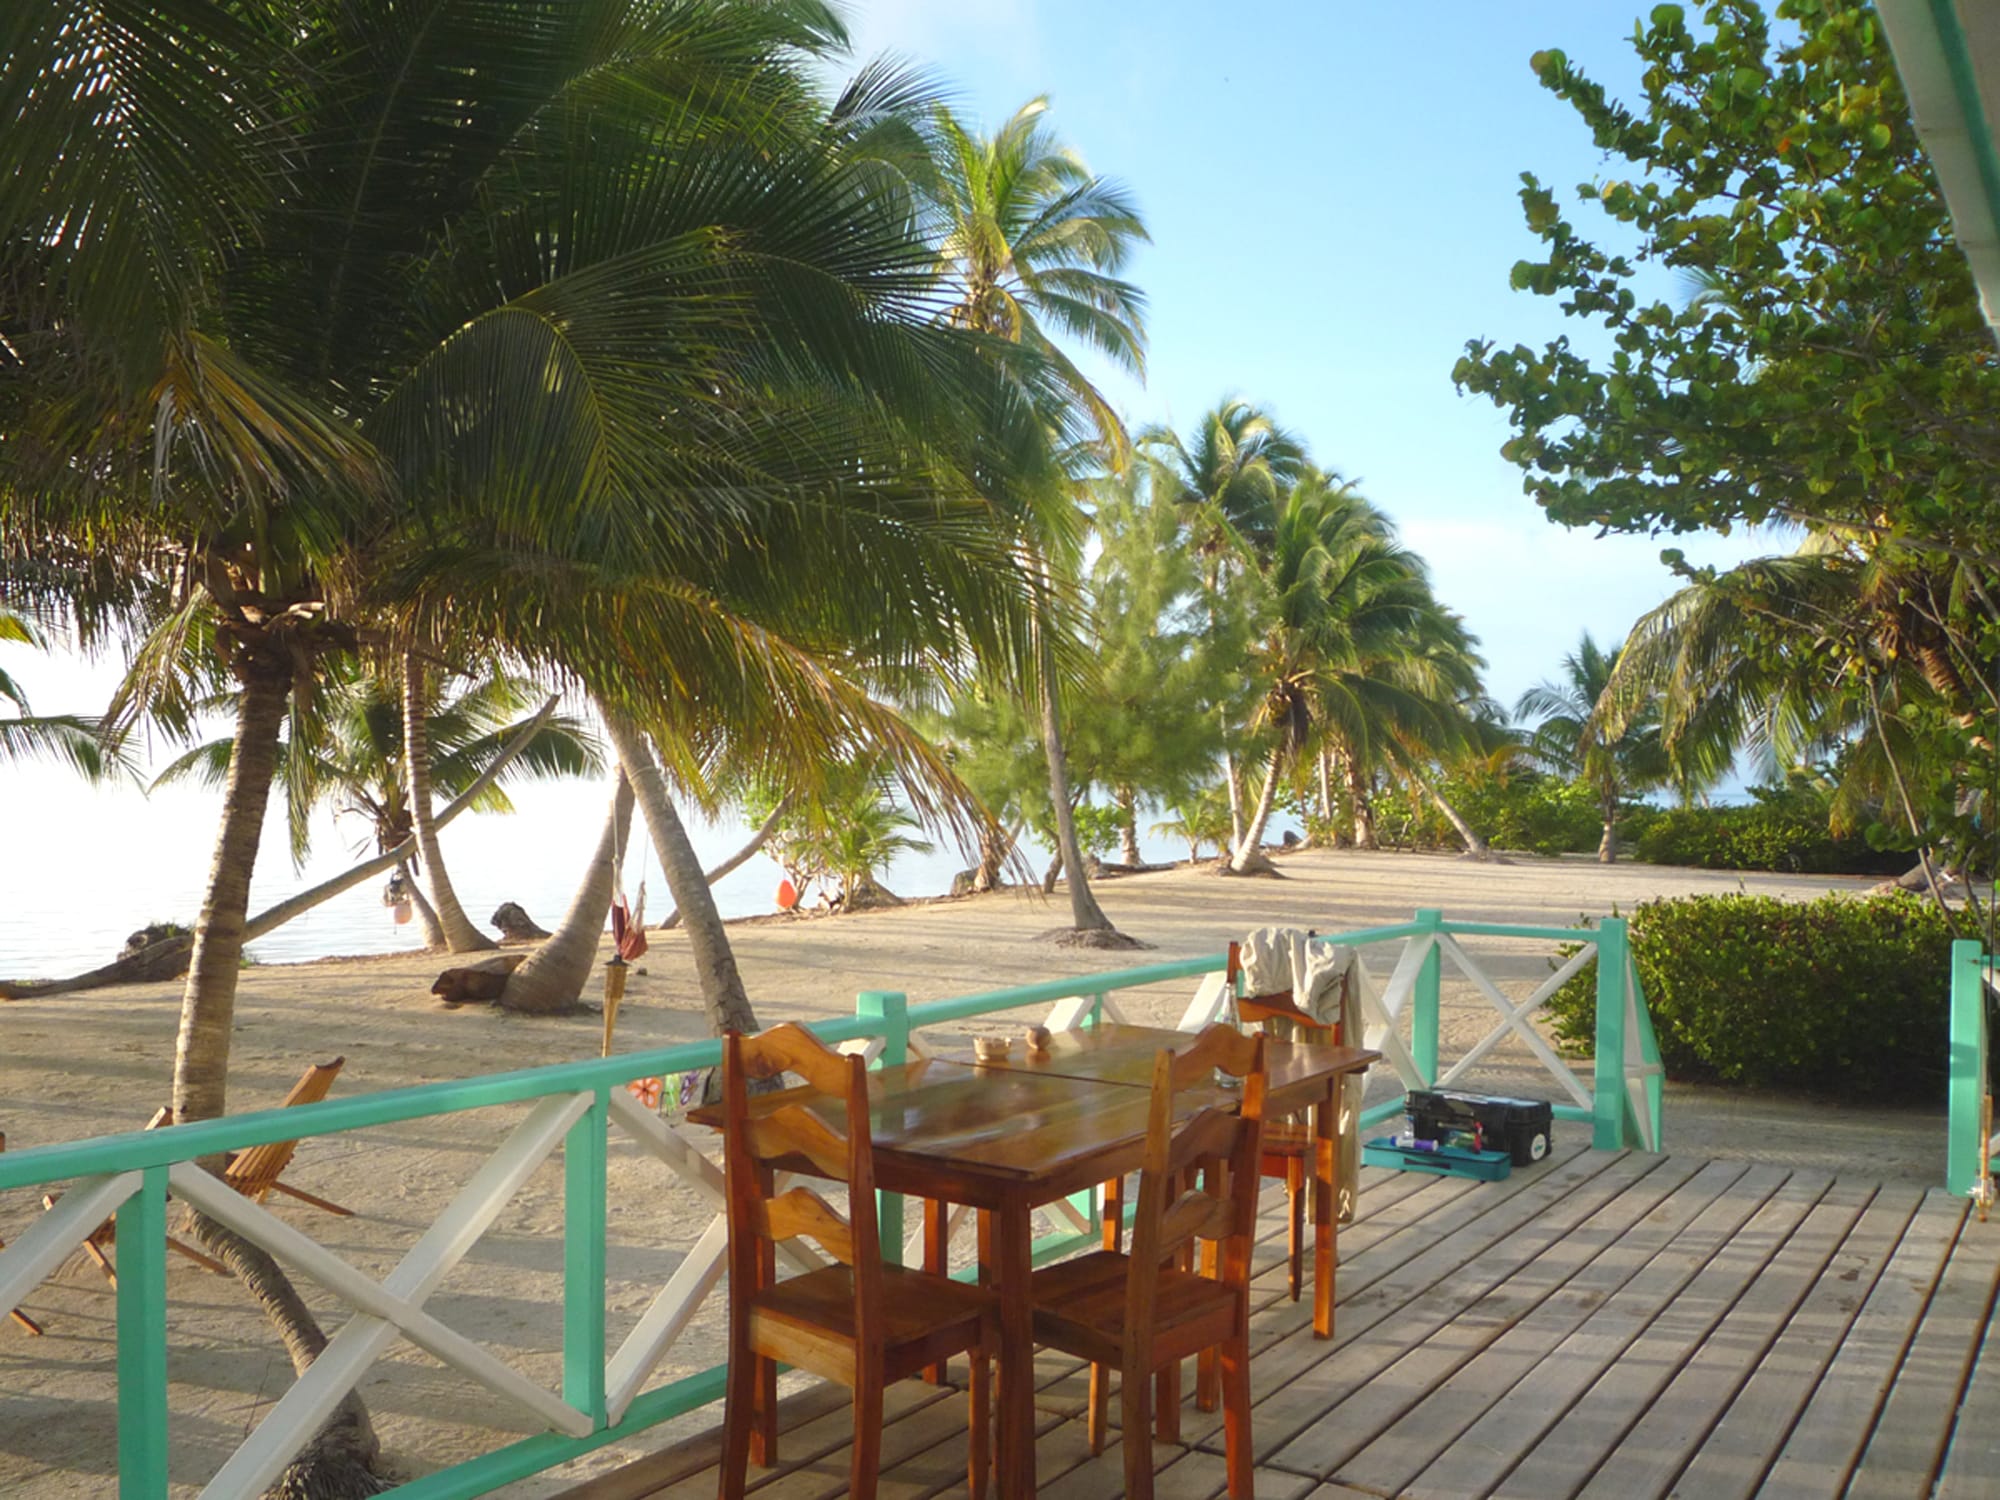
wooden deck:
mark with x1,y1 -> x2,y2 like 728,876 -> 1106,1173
562,1140 -> 2000,1500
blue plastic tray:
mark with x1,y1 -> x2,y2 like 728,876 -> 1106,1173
1363,1136 -> 1514,1181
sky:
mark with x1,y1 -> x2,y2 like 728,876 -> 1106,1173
838,0 -> 1776,708
0,3 -> 1789,968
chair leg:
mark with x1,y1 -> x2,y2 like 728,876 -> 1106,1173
849,1374 -> 883,1500
718,1337 -> 756,1500
967,1325 -> 992,1500
8,1307 -> 43,1336
81,1237 -> 117,1290
1087,1362 -> 1110,1453
1220,1331 -> 1255,1500
266,1179 -> 355,1217
1286,1156 -> 1306,1302
750,1354 -> 778,1468
1154,1361 -> 1180,1442
1197,1238 -> 1221,1413
1121,1359 -> 1155,1500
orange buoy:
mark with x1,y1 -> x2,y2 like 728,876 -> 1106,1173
775,878 -> 800,911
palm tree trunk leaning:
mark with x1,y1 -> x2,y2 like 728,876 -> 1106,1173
1036,641 -> 1123,940
1415,771 -> 1492,859
656,795 -> 791,932
1227,753 -> 1284,874
168,638 -> 390,1495
497,774 -> 634,1015
403,653 -> 496,952
600,707 -> 763,1036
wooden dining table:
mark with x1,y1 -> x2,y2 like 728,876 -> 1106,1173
694,1022 -> 1377,1500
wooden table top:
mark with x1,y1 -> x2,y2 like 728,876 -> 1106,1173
688,1024 -> 1378,1204
938,1021 -> 1377,1111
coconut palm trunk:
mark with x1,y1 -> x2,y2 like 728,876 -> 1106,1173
1223,747 -> 1246,847
1115,786 -> 1142,866
1318,749 -> 1336,826
1037,647 -> 1115,932
1346,759 -> 1379,850
169,641 -> 389,1495
403,653 -> 495,952
600,707 -> 761,1035
399,857 -> 446,948
1415,771 -> 1490,858
1229,752 -> 1284,872
172,648 -> 291,1124
498,774 -> 633,1014
657,795 -> 791,931
972,821 -> 1015,892
1598,786 -> 1619,863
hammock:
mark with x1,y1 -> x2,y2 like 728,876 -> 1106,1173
610,882 -> 648,962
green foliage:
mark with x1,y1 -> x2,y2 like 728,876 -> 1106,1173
1630,801 -> 1901,875
745,761 -> 933,907
1068,803 -> 1124,861
1374,772 -> 1608,856
1458,2 -> 1997,550
1545,893 -> 1955,1100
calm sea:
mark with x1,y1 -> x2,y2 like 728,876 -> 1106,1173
0,760 -> 1205,979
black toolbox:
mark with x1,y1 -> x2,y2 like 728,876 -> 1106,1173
1405,1090 -> 1553,1167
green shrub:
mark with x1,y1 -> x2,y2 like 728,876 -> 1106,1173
1545,893 -> 1955,1101
1631,803 -> 1901,875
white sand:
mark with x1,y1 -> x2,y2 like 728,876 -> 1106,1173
0,850 -> 1947,1495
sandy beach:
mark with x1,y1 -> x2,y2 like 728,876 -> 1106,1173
0,849 -> 1949,1496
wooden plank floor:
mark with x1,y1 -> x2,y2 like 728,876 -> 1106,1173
561,1141 -> 2000,1499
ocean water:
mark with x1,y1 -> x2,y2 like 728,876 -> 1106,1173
0,760 -> 1201,980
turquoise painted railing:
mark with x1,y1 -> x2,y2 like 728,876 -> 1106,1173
0,911 -> 1661,1499
1946,939 -> 1994,1199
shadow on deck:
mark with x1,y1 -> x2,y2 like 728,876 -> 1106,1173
560,1138 -> 2000,1500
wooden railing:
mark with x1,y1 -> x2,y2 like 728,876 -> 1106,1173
0,911 -> 1661,1498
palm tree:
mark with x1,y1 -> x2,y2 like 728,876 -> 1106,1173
1517,632 -> 1671,862
930,96 -> 1150,460
1223,472 -> 1461,870
1609,529 -> 1996,899
1142,398 -> 1308,839
3,4 -> 1068,1486
926,95 -> 1152,943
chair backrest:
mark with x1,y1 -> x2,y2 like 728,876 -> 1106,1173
722,1022 -> 882,1324
1226,941 -> 1344,1044
223,1057 -> 346,1201
1126,1026 -> 1266,1324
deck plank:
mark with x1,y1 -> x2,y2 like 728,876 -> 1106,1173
1190,1148 -> 1661,1461
1756,1189 -> 1967,1500
559,1152 -> 2000,1500
1573,1176 -> 1878,1498
1400,1161 -> 1795,1500
1481,1166 -> 1826,1500
1664,1181 -> 1924,1500
1308,1156 -> 1743,1492
1845,1206 -> 2000,1500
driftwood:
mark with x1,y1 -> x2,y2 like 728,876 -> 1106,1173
431,954 -> 529,1007
489,902 -> 551,942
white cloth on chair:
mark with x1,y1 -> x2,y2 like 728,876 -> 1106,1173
1240,926 -> 1355,1028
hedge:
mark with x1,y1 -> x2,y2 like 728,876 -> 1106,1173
1630,804 -> 1903,876
1544,893 -> 1956,1101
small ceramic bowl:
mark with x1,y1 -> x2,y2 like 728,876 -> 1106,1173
973,1034 -> 1012,1063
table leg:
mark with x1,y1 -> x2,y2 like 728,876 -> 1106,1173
923,1197 -> 949,1384
992,1199 -> 1036,1500
1313,1081 -> 1337,1339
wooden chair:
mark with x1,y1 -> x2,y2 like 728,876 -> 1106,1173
1228,940 -> 1348,1303
719,1022 -> 994,1500
54,1057 -> 352,1291
1,1132 -> 44,1334
1029,1027 -> 1267,1500
220,1056 -> 353,1216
